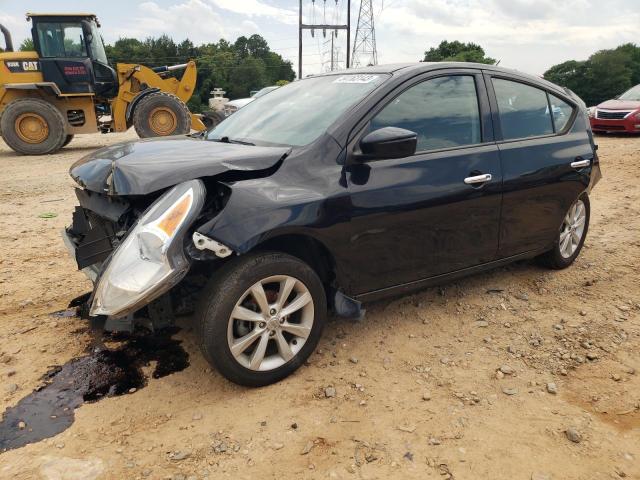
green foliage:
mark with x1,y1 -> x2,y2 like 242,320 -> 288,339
423,40 -> 496,65
19,38 -> 34,51
104,34 -> 295,112
544,43 -> 640,106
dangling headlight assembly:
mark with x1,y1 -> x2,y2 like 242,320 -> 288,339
90,179 -> 206,318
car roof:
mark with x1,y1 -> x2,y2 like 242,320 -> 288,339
313,62 -> 567,96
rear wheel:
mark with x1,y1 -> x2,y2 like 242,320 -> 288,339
0,98 -> 67,155
537,194 -> 590,269
201,110 -> 225,130
196,252 -> 327,386
132,92 -> 191,138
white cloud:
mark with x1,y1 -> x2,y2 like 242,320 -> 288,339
0,12 -> 29,48
376,0 -> 640,74
209,0 -> 297,24
108,0 -> 230,44
241,19 -> 260,33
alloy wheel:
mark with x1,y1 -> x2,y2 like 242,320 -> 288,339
559,199 -> 587,258
227,275 -> 314,371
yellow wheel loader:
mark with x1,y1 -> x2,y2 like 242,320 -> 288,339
0,13 -> 206,155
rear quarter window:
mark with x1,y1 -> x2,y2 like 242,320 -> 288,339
548,94 -> 575,132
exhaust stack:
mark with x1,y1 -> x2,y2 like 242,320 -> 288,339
0,24 -> 14,52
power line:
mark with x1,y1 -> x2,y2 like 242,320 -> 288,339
299,0 -> 351,79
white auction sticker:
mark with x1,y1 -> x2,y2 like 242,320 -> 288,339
333,74 -> 379,84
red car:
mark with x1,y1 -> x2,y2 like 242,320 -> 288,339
589,84 -> 640,133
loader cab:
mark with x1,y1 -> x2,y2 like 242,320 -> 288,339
28,13 -> 117,97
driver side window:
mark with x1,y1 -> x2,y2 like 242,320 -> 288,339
371,75 -> 482,152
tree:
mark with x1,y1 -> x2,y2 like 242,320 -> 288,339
19,38 -> 34,51
103,33 -> 295,112
544,43 -> 640,106
423,40 -> 496,64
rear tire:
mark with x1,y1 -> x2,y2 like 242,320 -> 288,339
201,110 -> 225,130
537,194 -> 590,269
0,98 -> 67,155
132,92 -> 191,138
196,252 -> 327,387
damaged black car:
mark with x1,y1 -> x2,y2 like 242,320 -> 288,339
64,63 -> 601,386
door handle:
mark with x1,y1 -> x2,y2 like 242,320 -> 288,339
571,159 -> 591,169
464,173 -> 492,185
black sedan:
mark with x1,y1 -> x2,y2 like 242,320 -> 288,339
65,62 -> 601,386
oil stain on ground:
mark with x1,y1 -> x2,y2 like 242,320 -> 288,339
0,328 -> 189,453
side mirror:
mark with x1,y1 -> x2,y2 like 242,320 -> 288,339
358,127 -> 417,161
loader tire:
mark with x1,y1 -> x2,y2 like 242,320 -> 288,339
0,98 -> 67,155
62,134 -> 74,147
133,92 -> 191,138
201,110 -> 225,130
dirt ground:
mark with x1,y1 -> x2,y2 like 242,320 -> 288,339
0,131 -> 638,480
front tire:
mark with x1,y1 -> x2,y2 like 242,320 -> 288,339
0,98 -> 67,155
196,252 -> 327,387
62,134 -> 74,147
538,194 -> 590,269
133,92 -> 191,138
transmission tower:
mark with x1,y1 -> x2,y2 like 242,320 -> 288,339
351,0 -> 378,68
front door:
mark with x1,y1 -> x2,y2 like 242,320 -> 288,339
342,71 -> 503,295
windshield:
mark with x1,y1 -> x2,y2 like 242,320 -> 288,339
619,84 -> 640,101
208,73 -> 389,147
253,86 -> 278,98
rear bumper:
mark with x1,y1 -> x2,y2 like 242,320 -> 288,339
590,117 -> 640,133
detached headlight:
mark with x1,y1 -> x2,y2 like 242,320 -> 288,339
90,179 -> 205,317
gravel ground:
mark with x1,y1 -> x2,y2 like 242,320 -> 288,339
0,131 -> 638,480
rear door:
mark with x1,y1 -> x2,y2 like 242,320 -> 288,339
484,73 -> 595,257
342,69 -> 503,295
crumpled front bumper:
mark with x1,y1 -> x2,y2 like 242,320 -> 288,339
61,228 -> 101,284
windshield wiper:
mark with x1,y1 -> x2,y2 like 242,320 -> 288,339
216,136 -> 255,146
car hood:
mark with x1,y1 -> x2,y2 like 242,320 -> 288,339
597,99 -> 640,110
69,136 -> 291,196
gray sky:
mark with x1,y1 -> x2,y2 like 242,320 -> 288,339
1,0 -> 638,77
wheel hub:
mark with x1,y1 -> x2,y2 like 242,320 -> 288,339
149,107 -> 177,136
266,317 -> 280,331
227,275 -> 315,372
15,113 -> 49,144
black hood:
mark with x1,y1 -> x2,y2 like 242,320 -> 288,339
69,136 -> 291,196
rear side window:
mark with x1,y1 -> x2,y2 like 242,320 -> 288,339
493,79 -> 553,140
549,94 -> 574,131
371,75 -> 481,151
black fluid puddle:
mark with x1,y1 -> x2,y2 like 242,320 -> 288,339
0,328 -> 189,453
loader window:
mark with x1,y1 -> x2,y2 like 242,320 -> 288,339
36,22 -> 87,58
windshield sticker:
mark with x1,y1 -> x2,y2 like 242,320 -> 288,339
333,74 -> 379,84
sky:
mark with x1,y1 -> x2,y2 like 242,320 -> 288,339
0,0 -> 638,78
